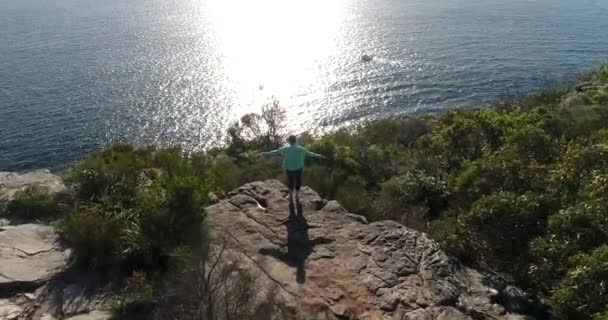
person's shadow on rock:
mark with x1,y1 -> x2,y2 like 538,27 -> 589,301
259,197 -> 313,284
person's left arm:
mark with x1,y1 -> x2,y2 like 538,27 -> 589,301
301,146 -> 325,159
262,146 -> 285,156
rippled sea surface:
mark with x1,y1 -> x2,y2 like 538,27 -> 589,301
1,0 -> 608,170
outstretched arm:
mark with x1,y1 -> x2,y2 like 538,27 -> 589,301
262,147 -> 284,156
302,147 -> 325,159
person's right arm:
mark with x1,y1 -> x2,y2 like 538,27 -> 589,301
262,146 -> 285,156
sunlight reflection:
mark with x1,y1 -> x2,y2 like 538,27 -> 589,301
206,0 -> 347,117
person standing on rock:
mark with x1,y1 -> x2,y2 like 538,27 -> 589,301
262,135 -> 325,200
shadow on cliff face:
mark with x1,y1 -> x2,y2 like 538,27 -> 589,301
259,198 -> 313,284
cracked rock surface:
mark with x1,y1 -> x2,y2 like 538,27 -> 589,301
0,172 -> 108,320
207,180 -> 534,320
0,170 -> 65,200
0,224 -> 68,289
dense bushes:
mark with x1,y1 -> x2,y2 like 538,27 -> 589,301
59,144 -> 210,271
551,245 -> 608,319
0,186 -> 60,222
462,192 -> 549,277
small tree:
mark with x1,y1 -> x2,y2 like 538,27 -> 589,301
225,98 -> 287,155
261,98 -> 287,148
240,113 -> 264,141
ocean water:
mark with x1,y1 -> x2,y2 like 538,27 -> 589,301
1,0 -> 607,171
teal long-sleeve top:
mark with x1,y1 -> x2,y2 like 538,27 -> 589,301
264,144 -> 323,171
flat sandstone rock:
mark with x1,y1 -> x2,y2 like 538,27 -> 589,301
0,224 -> 68,286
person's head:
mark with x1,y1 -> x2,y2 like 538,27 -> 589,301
288,135 -> 297,145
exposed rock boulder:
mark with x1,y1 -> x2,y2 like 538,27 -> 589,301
0,170 -> 65,200
0,172 -> 110,320
0,224 -> 69,294
0,224 -> 70,319
206,180 -> 542,320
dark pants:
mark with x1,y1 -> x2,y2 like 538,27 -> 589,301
286,170 -> 302,191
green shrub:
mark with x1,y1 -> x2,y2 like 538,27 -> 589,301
528,200 -> 608,289
60,144 -> 209,272
207,154 -> 243,194
430,110 -> 486,168
551,245 -> 608,319
235,152 -> 283,187
503,124 -> 559,164
125,176 -> 208,262
462,192 -> 549,279
428,217 -> 478,263
591,91 -> 608,105
594,313 -> 608,320
110,271 -> 155,320
521,88 -> 569,109
334,176 -> 370,214
225,98 -> 287,157
302,165 -> 338,198
64,144 -> 155,204
2,186 -> 59,222
374,170 -> 447,225
59,206 -> 123,268
592,65 -> 608,83
0,192 -> 8,213
361,144 -> 407,182
359,118 -> 429,146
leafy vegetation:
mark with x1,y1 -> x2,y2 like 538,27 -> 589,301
0,186 -> 60,222
110,271 -> 155,320
59,144 -> 210,271
0,192 -> 7,215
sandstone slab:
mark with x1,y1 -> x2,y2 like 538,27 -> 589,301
0,224 -> 68,294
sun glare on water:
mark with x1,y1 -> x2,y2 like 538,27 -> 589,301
205,0 -> 348,117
